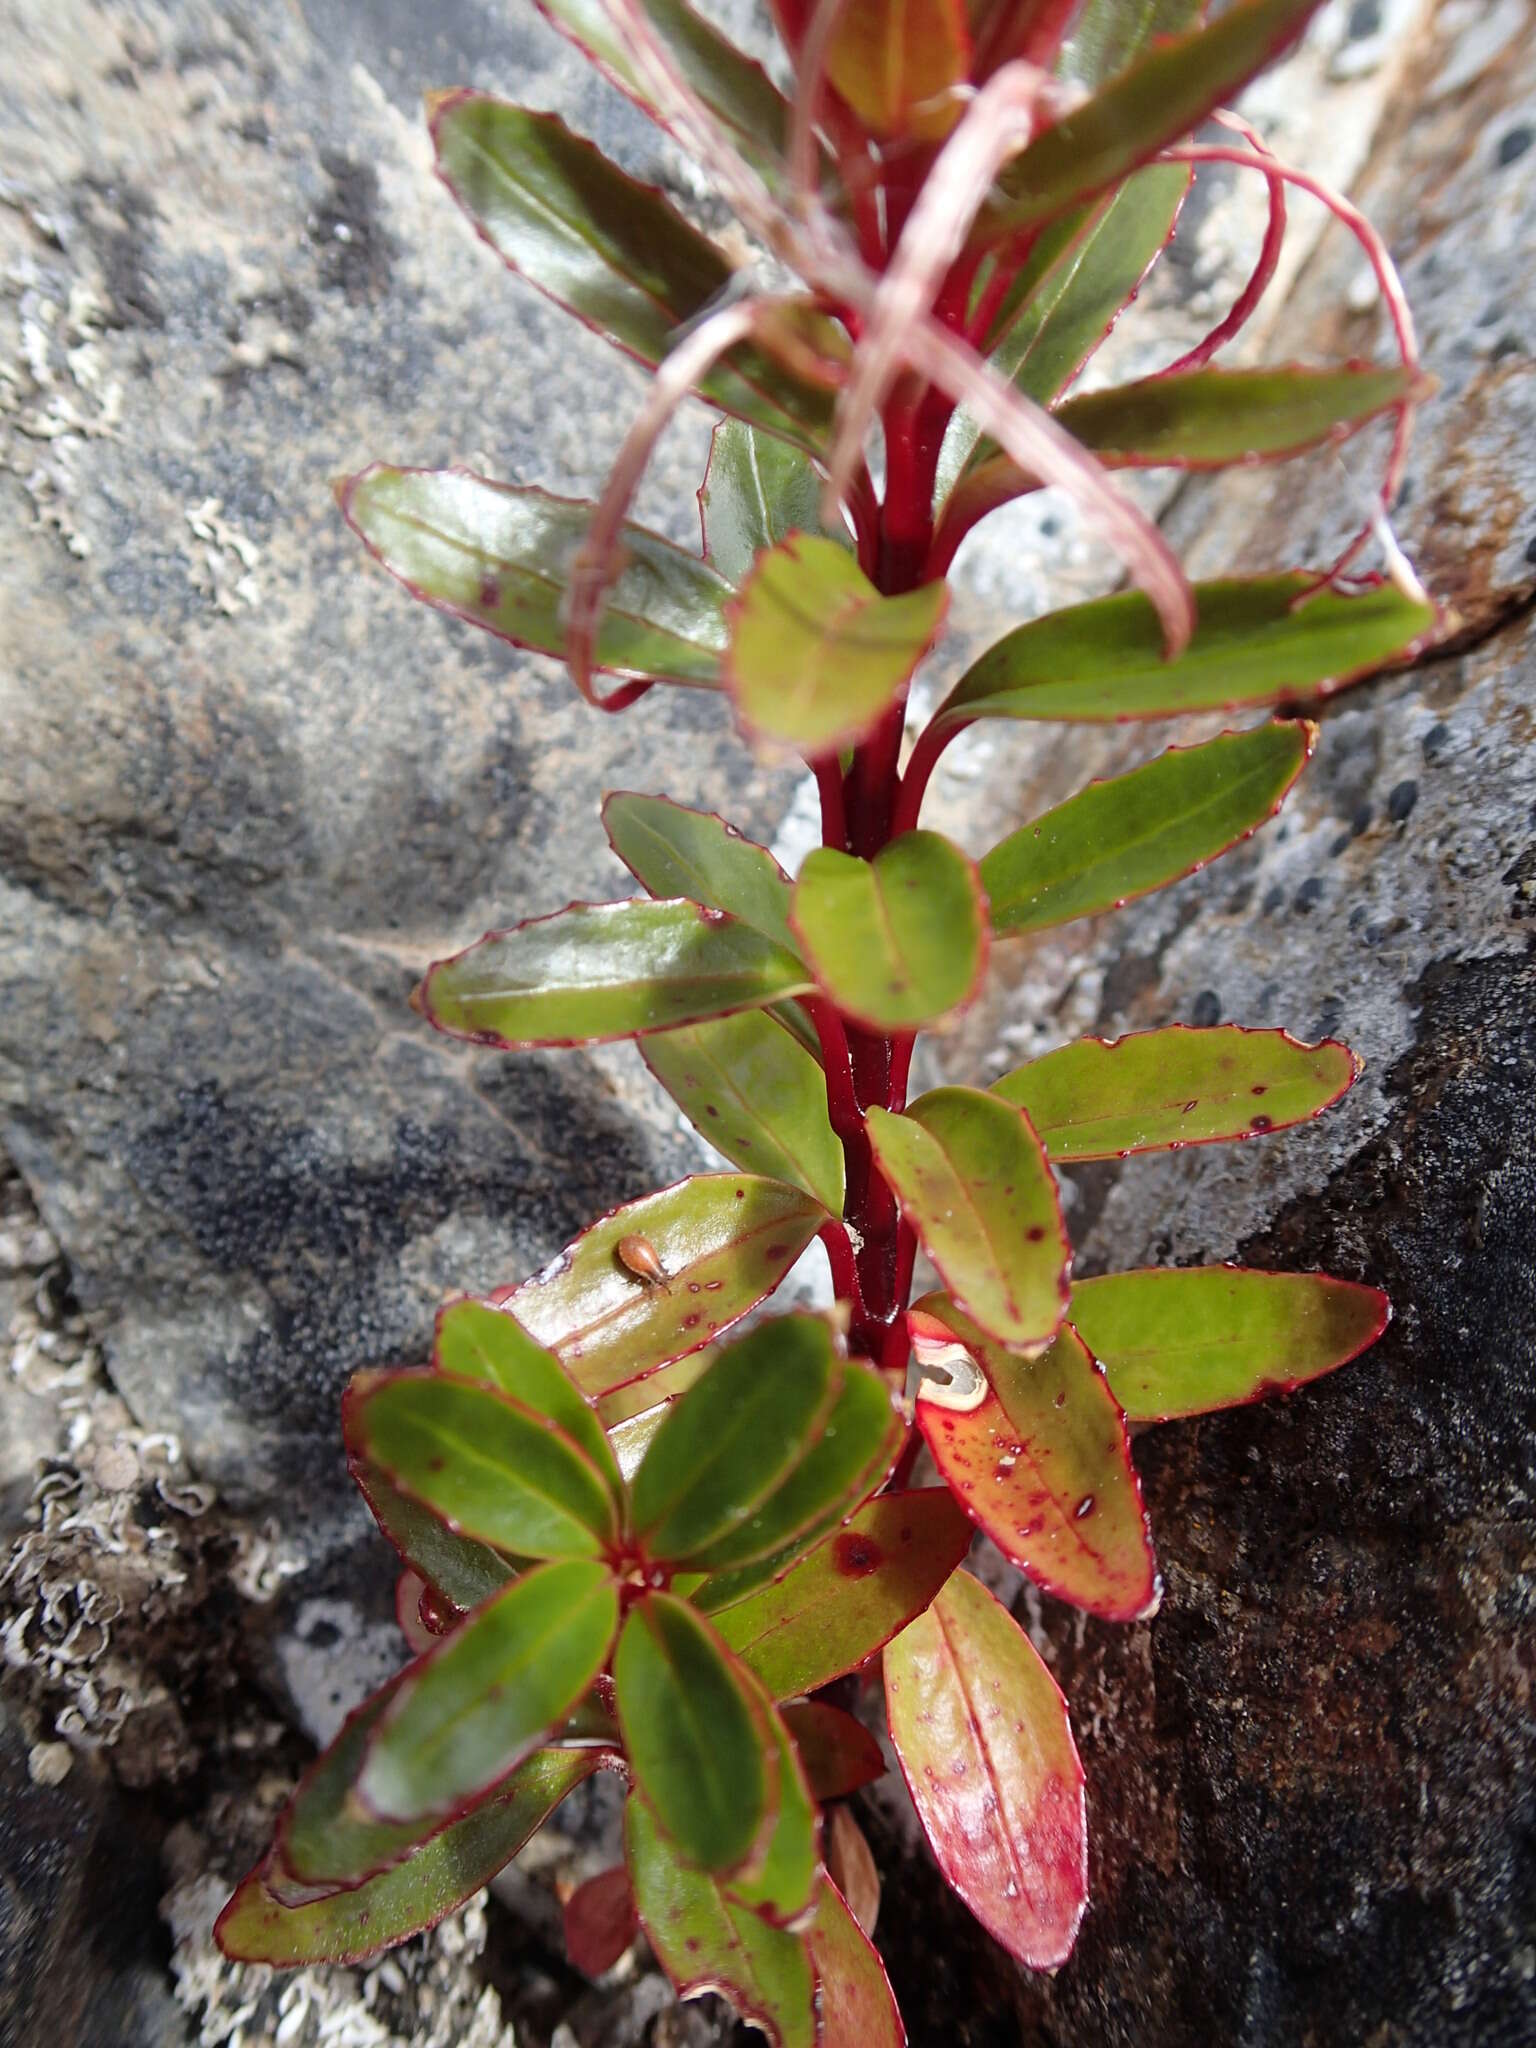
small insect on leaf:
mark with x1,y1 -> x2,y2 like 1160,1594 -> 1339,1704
617,1232 -> 671,1290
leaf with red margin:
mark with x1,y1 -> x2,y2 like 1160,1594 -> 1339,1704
348,1456 -> 516,1616
602,790 -> 800,956
728,1682 -> 821,1926
708,1490 -> 975,1700
358,1560 -> 620,1825
495,1174 -> 825,1399
781,1702 -> 885,1802
807,1874 -> 906,2047
980,721 -> 1313,936
338,466 -> 731,688
884,1570 -> 1087,1969
430,94 -> 838,448
1060,0 -> 1201,88
216,1747 -> 600,1966
614,1592 -> 779,1878
726,537 -> 949,756
625,1795 -> 816,2048
992,1024 -> 1362,1161
937,577 -> 1439,729
792,833 -> 988,1032
978,0 -> 1326,244
414,899 -> 812,1050
1068,1266 -> 1391,1422
914,1296 -> 1159,1623
273,1668 -> 440,1895
865,1088 -> 1069,1355
824,0 -> 972,139
565,1865 -> 639,1978
596,1349 -> 714,1427
699,420 -> 847,588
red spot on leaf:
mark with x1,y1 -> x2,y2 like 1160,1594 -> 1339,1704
1250,1114 -> 1274,1131
832,1532 -> 884,1578
1027,1225 -> 1046,1242
1251,1083 -> 1268,1096
477,573 -> 500,609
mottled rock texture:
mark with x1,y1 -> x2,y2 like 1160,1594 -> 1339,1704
0,0 -> 1532,2042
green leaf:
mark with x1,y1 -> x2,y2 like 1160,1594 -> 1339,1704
940,576 -> 1439,727
728,1687 -> 820,1925
993,1024 -> 1362,1160
614,1593 -> 776,1875
217,1749 -> 599,1966
275,1672 -> 443,1893
434,1299 -> 622,1501
532,0 -> 802,183
602,792 -> 799,955
350,1371 -> 620,1559
641,1012 -> 845,1214
806,1878 -> 906,2048
709,1489 -> 975,1699
700,420 -> 846,587
1061,0 -> 1202,87
500,1173 -> 825,1398
349,1459 -> 515,1616
980,721 -> 1312,936
938,165 -> 1190,496
339,465 -> 730,687
865,1089 -> 1069,1354
430,94 -> 836,447
914,1298 -> 1158,1622
625,1796 -> 816,2047
979,0 -> 1325,243
780,1701 -> 885,1801
596,1350 -> 715,1427
1058,364 -> 1422,468
1069,1266 -> 1391,1422
792,832 -> 987,1031
884,1570 -> 1086,1968
417,900 -> 813,1050
726,536 -> 948,754
823,0 -> 972,138
357,1561 -> 619,1823
630,1316 -> 842,1564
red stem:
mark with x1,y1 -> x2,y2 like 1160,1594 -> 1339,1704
812,752 -> 849,852
893,712 -> 973,836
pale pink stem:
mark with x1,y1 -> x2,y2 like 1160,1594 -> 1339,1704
1155,139 -> 1421,593
565,300 -> 764,708
790,0 -> 852,205
1156,112 -> 1286,377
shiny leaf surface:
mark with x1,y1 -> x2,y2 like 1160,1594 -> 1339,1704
915,1299 -> 1158,1622
994,1024 -> 1361,1159
885,1570 -> 1087,1967
729,1685 -> 820,1924
499,1174 -> 824,1397
350,1372 -> 618,1559
808,1874 -> 905,2046
781,1701 -> 886,1801
276,1672 -> 439,1892
934,576 -> 1439,728
726,536 -> 948,753
417,900 -> 812,1050
630,1316 -> 841,1564
339,465 -> 730,687
1061,0 -> 1201,86
625,1797 -> 816,2048
1069,1266 -> 1391,1421
710,1490 -> 975,1699
431,94 -> 834,445
217,1749 -> 599,1966
980,721 -> 1311,935
602,792 -> 798,954
981,0 -> 1325,241
700,420 -> 843,586
358,1561 -> 619,1822
614,1593 -> 775,1875
433,1299 -> 621,1499
1058,363 -> 1420,468
596,1350 -> 714,1427
641,1012 -> 844,1213
792,832 -> 987,1031
866,1089 -> 1069,1353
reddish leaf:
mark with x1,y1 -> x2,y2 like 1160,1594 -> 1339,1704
915,1297 -> 1159,1623
781,1702 -> 886,1802
823,0 -> 972,139
824,1804 -> 881,1937
709,1490 -> 975,1700
564,1865 -> 639,1977
807,1876 -> 906,2047
884,1570 -> 1087,1969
